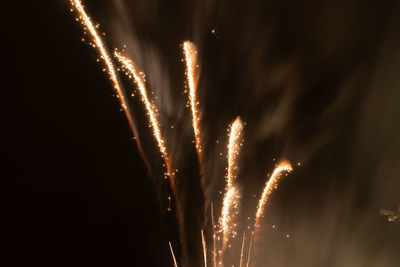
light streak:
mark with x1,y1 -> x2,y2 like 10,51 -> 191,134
239,230 -> 246,267
70,0 -> 129,119
246,235 -> 254,267
220,117 -> 244,245
115,51 -> 167,155
70,0 -> 150,171
211,202 -> 217,267
255,161 -> 293,227
201,229 -> 207,267
226,117 -> 244,187
169,241 -> 178,267
114,51 -> 175,189
183,41 -> 201,153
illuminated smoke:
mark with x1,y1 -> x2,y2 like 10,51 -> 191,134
255,161 -> 293,227
220,117 -> 244,246
183,41 -> 202,154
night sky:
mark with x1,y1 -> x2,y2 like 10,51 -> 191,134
5,0 -> 400,266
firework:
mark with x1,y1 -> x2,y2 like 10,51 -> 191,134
68,3 -> 297,266
226,117 -> 244,187
114,51 -> 175,188
70,0 -> 132,126
220,117 -> 244,246
183,41 -> 202,154
169,242 -> 178,267
255,161 -> 293,227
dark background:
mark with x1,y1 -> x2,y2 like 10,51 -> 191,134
4,0 -> 400,266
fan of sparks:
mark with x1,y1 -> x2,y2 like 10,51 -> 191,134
69,1 -> 295,266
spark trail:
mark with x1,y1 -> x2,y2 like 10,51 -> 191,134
220,117 -> 244,246
183,41 -> 202,154
114,51 -> 175,188
70,0 -> 132,127
255,161 -> 293,227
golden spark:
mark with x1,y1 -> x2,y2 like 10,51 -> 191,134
71,0 -> 128,115
183,41 -> 201,153
255,161 -> 293,227
220,117 -> 244,246
114,51 -> 175,189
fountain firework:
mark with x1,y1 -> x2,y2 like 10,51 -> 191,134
69,1 -> 295,266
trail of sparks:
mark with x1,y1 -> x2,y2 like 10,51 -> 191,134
220,117 -> 244,245
183,41 -> 202,153
201,230 -> 207,267
226,118 -> 244,187
114,51 -> 175,188
169,242 -> 178,267
115,51 -> 166,155
70,0 -> 130,122
255,161 -> 293,227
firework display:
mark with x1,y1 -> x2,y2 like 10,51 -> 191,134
69,1 -> 295,266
